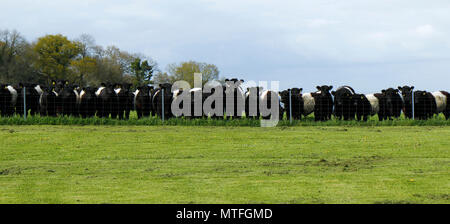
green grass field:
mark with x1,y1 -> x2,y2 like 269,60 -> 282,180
0,125 -> 448,204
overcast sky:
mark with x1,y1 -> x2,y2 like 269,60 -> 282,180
2,0 -> 450,92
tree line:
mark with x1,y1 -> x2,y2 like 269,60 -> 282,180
0,29 -> 220,87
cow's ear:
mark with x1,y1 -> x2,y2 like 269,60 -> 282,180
299,88 -> 303,93
316,86 -> 321,90
240,79 -> 244,83
328,86 -> 333,90
397,86 -> 402,90
411,86 -> 414,90
225,79 -> 229,82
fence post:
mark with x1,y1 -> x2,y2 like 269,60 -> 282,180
289,89 -> 292,124
412,91 -> 415,120
161,88 -> 165,122
23,87 -> 27,119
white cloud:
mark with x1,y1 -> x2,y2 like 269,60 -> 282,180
306,19 -> 340,28
415,24 -> 435,37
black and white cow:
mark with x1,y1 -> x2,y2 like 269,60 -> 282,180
152,83 -> 173,119
0,84 -> 10,116
134,85 -> 153,119
96,83 -> 117,118
114,83 -> 134,119
53,80 -> 78,116
79,87 -> 97,118
39,85 -> 59,116
398,86 -> 415,119
313,85 -> 334,121
245,87 -> 263,119
0,84 -> 17,116
418,91 -> 436,119
378,88 -> 403,120
353,94 -> 372,121
73,84 -> 81,116
332,86 -> 356,120
301,92 -> 315,118
398,86 -> 436,120
431,91 -> 450,119
364,93 -> 382,120
279,88 -> 304,120
16,83 -> 40,116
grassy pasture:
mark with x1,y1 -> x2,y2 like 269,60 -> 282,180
0,125 -> 448,204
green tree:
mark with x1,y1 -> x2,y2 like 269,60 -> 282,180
70,56 -> 97,85
165,61 -> 220,87
130,58 -> 155,86
0,30 -> 37,83
152,71 -> 174,84
70,34 -> 98,85
33,34 -> 81,82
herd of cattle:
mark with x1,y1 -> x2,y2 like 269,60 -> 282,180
0,79 -> 449,121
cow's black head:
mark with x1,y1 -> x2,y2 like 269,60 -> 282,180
414,90 -> 428,104
53,80 -> 69,92
159,83 -> 172,93
18,83 -> 39,95
398,86 -> 414,104
332,86 -> 356,107
317,85 -> 333,96
137,85 -> 152,96
279,88 -> 303,104
351,94 -> 363,107
382,88 -> 401,114
83,86 -> 95,94
291,88 -> 303,96
114,83 -> 122,89
279,89 -> 290,104
0,84 -> 8,95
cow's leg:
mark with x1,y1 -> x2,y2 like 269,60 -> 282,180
137,108 -> 142,119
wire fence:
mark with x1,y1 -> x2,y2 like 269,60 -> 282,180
0,86 -> 448,123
